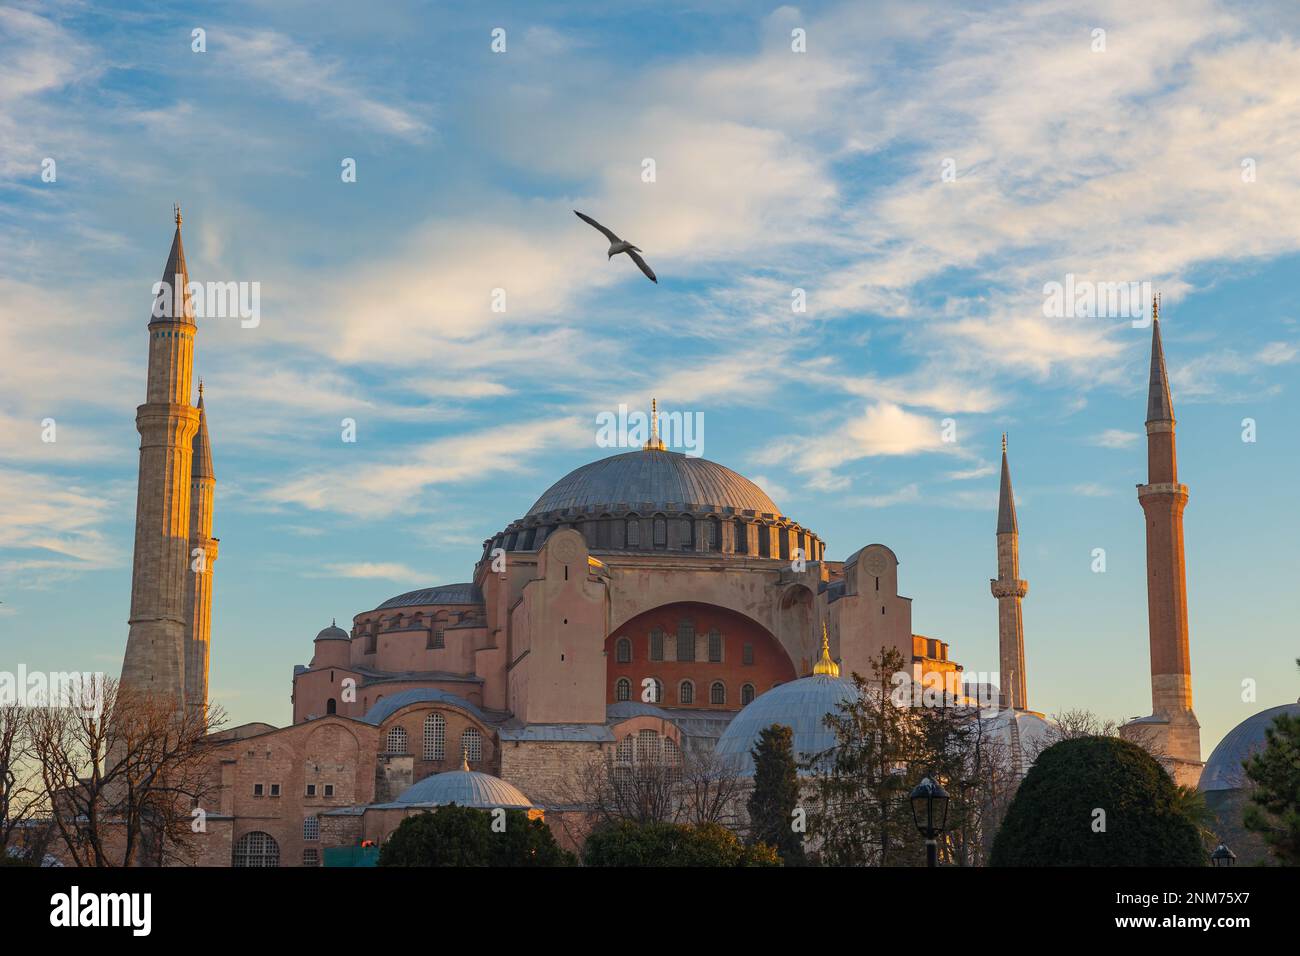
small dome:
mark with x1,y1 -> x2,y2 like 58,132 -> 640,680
527,449 -> 781,516
714,674 -> 858,775
977,708 -> 1057,776
1200,701 -> 1300,792
315,622 -> 349,641
393,768 -> 533,809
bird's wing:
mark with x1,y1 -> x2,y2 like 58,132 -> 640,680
627,249 -> 657,283
573,209 -> 621,243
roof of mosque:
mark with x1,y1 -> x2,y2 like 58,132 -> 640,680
360,688 -> 494,726
384,767 -> 534,809
713,674 -> 859,775
376,583 -> 483,609
526,449 -> 782,517
1199,701 -> 1300,792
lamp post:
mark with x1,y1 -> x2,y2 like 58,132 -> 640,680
1210,843 -> 1236,867
909,775 -> 950,868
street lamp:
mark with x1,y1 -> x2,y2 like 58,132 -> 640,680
1210,843 -> 1236,867
909,775 -> 950,868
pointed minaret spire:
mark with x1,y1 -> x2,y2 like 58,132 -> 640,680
192,384 -> 214,480
155,204 -> 193,324
184,376 -> 218,716
997,432 -> 1018,534
991,434 -> 1028,711
1146,298 -> 1175,425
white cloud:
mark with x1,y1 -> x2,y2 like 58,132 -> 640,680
1091,429 -> 1140,449
314,562 -> 425,583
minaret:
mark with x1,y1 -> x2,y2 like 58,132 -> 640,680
183,380 -> 218,716
120,207 -> 201,708
1122,298 -> 1202,786
990,434 -> 1029,711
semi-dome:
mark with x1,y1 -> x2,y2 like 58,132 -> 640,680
714,673 -> 858,775
528,449 -> 780,516
977,708 -> 1057,777
391,766 -> 534,809
1200,701 -> 1300,791
314,621 -> 349,641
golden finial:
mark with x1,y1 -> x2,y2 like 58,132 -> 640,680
812,621 -> 840,677
461,751 -> 471,771
198,377 -> 204,397
643,397 -> 665,451
1152,292 -> 1159,324
174,202 -> 182,227
1001,432 -> 1007,455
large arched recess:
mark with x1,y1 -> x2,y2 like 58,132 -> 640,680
604,601 -> 797,710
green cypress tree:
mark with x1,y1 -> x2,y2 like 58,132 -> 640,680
1242,712 -> 1300,865
747,724 -> 806,865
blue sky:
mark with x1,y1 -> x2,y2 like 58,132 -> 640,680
1,0 -> 1298,755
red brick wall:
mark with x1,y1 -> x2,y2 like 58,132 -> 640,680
605,601 -> 795,709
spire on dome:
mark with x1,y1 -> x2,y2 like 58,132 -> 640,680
1146,297 -> 1175,424
997,434 -> 1018,535
461,752 -> 471,772
192,385 -> 214,479
812,621 -> 840,677
643,397 -> 666,451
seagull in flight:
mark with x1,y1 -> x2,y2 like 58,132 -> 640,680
574,210 -> 657,283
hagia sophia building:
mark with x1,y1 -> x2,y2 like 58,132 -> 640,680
117,212 -> 1296,866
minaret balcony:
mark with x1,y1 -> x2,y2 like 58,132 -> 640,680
989,578 -> 1028,599
1136,482 -> 1188,500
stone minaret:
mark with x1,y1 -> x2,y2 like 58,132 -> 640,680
990,434 -> 1028,711
1122,300 -> 1202,786
183,381 -> 217,715
120,207 -> 201,708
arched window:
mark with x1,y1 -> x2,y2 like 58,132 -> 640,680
616,677 -> 631,702
741,683 -> 756,706
461,727 -> 483,764
653,516 -> 667,548
678,680 -> 694,705
681,517 -> 694,550
758,524 -> 771,557
232,831 -> 279,867
649,628 -> 664,661
423,713 -> 445,761
707,629 -> 722,662
626,517 -> 640,548
303,815 -> 320,841
616,637 -> 632,663
326,698 -> 336,715
734,518 -> 748,553
616,735 -> 634,764
644,678 -> 663,704
385,726 -> 408,755
676,620 -> 695,661
710,681 -> 726,705
709,517 -> 722,551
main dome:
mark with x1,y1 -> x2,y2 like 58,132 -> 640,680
527,449 -> 780,516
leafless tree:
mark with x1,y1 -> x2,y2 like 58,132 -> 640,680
677,749 -> 745,827
0,705 -> 50,861
28,678 -> 224,867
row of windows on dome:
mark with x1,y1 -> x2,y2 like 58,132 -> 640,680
383,717 -> 482,763
615,677 -> 757,707
493,515 -> 824,559
615,629 -> 753,664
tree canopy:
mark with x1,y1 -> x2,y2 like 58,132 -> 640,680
989,736 -> 1205,866
378,805 -> 575,867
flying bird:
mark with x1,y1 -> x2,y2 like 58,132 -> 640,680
573,210 -> 657,283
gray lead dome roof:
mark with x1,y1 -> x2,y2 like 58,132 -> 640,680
527,449 -> 781,516
1199,701 -> 1300,791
